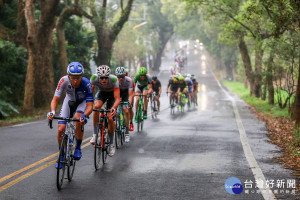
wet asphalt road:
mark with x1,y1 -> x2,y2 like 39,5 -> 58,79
0,44 -> 298,200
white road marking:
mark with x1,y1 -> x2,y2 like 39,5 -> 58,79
10,121 -> 41,128
211,69 -> 275,200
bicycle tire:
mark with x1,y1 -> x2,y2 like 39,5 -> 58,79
137,105 -> 141,132
57,136 -> 67,190
115,114 -> 121,149
102,128 -> 108,164
94,127 -> 102,170
67,134 -> 76,181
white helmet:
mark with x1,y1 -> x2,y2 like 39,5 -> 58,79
97,65 -> 110,77
115,67 -> 126,75
186,74 -> 191,78
185,77 -> 190,82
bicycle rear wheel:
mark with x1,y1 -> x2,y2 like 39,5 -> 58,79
67,135 -> 76,181
137,106 -> 141,132
57,136 -> 67,190
94,129 -> 102,170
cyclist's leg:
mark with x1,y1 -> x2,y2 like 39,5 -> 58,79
91,91 -> 104,144
107,92 -> 116,156
156,94 -> 160,111
57,98 -> 70,148
143,88 -> 148,117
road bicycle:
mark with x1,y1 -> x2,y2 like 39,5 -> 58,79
135,94 -> 145,132
93,108 -> 111,170
49,116 -> 82,191
115,101 -> 128,148
150,92 -> 158,119
167,92 -> 177,115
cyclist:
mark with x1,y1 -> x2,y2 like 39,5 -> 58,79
185,77 -> 194,106
47,62 -> 93,168
177,75 -> 188,106
151,76 -> 162,111
133,67 -> 153,121
115,66 -> 134,142
191,76 -> 199,105
166,75 -> 179,105
90,65 -> 120,157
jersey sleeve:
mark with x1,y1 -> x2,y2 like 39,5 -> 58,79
111,76 -> 119,88
85,82 -> 94,103
54,77 -> 67,97
133,74 -> 139,83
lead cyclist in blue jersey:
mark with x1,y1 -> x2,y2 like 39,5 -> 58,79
47,62 -> 93,168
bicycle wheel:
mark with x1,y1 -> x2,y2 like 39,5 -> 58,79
67,135 -> 76,181
140,108 -> 144,131
94,127 -> 102,170
137,106 -> 141,132
57,136 -> 67,190
115,114 -> 121,149
102,128 -> 108,164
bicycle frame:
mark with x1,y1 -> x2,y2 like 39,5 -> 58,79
135,94 -> 145,132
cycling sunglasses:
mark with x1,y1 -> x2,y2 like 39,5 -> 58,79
100,77 -> 109,80
117,75 -> 125,78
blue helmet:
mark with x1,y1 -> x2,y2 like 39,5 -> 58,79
67,62 -> 84,75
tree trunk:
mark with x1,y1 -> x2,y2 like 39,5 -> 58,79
238,37 -> 255,96
23,0 -> 59,111
254,41 -> 264,98
266,51 -> 274,104
291,53 -> 300,124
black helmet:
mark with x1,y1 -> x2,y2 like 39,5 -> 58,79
152,76 -> 157,81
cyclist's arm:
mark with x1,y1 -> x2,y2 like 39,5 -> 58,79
112,88 -> 121,110
128,89 -> 134,106
84,102 -> 93,117
50,96 -> 60,114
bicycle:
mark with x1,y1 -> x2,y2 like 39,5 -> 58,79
168,92 -> 177,115
115,101 -> 128,148
49,116 -> 82,191
135,94 -> 145,132
93,108 -> 111,170
150,92 -> 158,119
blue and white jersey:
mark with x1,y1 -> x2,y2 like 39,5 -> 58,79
54,76 -> 93,103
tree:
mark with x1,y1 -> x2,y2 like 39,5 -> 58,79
23,0 -> 60,111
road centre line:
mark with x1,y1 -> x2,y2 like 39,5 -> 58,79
211,69 -> 275,200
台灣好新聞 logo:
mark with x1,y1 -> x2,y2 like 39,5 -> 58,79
225,177 -> 243,194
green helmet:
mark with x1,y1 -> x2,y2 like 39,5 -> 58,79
178,76 -> 184,81
139,67 -> 147,75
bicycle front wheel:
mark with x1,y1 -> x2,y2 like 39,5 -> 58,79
94,129 -> 102,170
115,114 -> 122,149
102,129 -> 109,164
57,136 -> 67,190
67,135 -> 76,181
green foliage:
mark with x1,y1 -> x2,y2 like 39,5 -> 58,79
0,40 -> 27,118
53,18 -> 94,81
0,0 -> 17,30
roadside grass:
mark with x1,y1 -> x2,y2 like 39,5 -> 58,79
222,80 -> 290,118
222,80 -> 300,184
0,106 -> 49,127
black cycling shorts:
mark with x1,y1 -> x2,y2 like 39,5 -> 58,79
120,89 -> 129,102
95,90 -> 115,109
